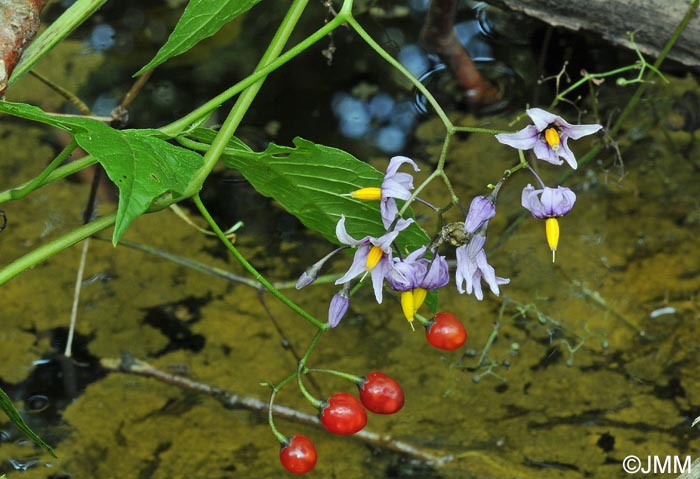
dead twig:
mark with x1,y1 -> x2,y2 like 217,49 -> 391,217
101,354 -> 453,466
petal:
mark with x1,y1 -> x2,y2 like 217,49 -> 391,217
548,186 -> 576,216
386,156 -> 419,177
373,228 -> 401,252
526,108 -> 561,131
380,198 -> 399,229
495,125 -> 539,150
335,215 -> 364,246
454,245 -> 469,294
470,272 -> 484,300
370,258 -> 391,303
476,250 -> 500,296
565,123 -> 602,140
521,184 -> 546,218
335,246 -> 369,284
466,233 -> 486,259
382,173 -> 413,199
464,196 -> 496,234
421,254 -> 449,290
557,140 -> 578,169
533,140 -> 563,165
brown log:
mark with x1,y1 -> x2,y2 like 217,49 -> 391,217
482,0 -> 700,68
0,0 -> 47,96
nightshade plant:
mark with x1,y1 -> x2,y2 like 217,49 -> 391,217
0,0 -> 693,471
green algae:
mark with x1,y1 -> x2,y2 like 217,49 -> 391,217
1,28 -> 700,479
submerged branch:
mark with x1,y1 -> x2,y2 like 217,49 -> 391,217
101,354 -> 452,466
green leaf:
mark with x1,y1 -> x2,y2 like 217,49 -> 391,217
0,101 -> 204,243
219,136 -> 439,310
9,0 -> 108,87
220,136 -> 430,249
0,386 -> 56,457
135,0 -> 263,76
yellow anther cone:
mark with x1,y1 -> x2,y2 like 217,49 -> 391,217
546,217 -> 560,263
351,187 -> 382,200
400,291 -> 416,330
366,245 -> 383,271
412,288 -> 427,312
544,127 -> 560,151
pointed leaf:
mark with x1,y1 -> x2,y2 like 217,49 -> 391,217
135,0 -> 263,76
216,135 -> 438,310
219,136 -> 431,250
0,101 -> 204,243
0,386 -> 56,457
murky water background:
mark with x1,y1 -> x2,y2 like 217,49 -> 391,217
1,1 -> 699,478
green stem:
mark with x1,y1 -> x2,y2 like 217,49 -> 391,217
0,155 -> 97,204
9,139 -> 79,200
267,371 -> 297,444
193,194 -> 326,330
452,126 -> 508,135
345,15 -> 453,131
160,12 -> 347,138
0,213 -> 116,285
307,368 -> 363,384
554,63 -> 641,103
183,0 -> 311,194
414,312 -> 431,327
296,329 -> 326,408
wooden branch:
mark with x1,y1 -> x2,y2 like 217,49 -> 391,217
482,0 -> 700,68
101,354 -> 453,466
0,0 -> 47,96
420,0 -> 501,105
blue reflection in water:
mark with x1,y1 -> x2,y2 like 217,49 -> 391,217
398,44 -> 430,78
91,94 -> 118,116
331,91 -> 419,154
374,125 -> 406,154
90,23 -> 116,52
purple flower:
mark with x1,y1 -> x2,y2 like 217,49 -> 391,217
334,215 -> 413,303
464,195 -> 496,234
328,290 -> 350,328
455,243 -> 509,300
351,156 -> 419,228
521,184 -> 576,218
386,247 -> 449,326
386,247 -> 450,292
521,184 -> 576,262
495,108 -> 602,169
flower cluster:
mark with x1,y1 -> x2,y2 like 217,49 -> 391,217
496,108 -> 601,261
297,108 -> 602,329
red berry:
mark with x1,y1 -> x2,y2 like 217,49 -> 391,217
358,372 -> 404,414
319,392 -> 367,435
426,312 -> 467,350
279,434 -> 317,475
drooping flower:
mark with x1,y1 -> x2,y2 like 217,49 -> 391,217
328,288 -> 350,328
351,156 -> 420,228
464,195 -> 496,234
455,242 -> 509,300
334,215 -> 413,303
495,108 -> 602,169
521,184 -> 576,262
386,247 -> 449,327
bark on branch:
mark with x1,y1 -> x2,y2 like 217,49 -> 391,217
0,0 -> 47,96
483,0 -> 700,68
